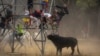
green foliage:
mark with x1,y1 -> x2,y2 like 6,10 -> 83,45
76,0 -> 98,9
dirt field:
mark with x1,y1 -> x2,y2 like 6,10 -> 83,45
0,0 -> 100,56
0,37 -> 100,56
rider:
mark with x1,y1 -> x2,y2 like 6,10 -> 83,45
29,9 -> 43,28
27,0 -> 33,11
52,9 -> 60,25
39,16 -> 47,29
5,5 -> 13,23
0,14 -> 6,35
23,9 -> 31,27
43,12 -> 52,24
39,10 -> 52,29
55,4 -> 69,14
4,5 -> 13,32
51,4 -> 69,26
0,9 -> 13,36
41,0 -> 49,12
15,24 -> 24,41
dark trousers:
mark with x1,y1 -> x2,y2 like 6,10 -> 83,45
27,0 -> 33,10
0,22 -> 11,35
15,33 -> 23,41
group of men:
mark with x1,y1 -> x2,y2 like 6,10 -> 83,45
25,0 -> 69,29
0,0 -> 69,42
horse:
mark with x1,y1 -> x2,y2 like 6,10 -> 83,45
0,29 -> 33,52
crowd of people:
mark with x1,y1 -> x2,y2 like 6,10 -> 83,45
25,0 -> 69,29
0,0 -> 69,41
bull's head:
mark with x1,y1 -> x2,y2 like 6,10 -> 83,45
47,34 -> 54,40
47,34 -> 59,40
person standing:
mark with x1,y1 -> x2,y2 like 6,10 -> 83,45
5,5 -> 13,31
27,0 -> 33,11
0,5 -> 13,36
41,0 -> 49,12
15,24 -> 24,45
0,14 -> 6,35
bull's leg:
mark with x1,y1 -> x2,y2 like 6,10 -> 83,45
56,48 -> 59,56
71,47 -> 75,55
59,48 -> 62,56
56,48 -> 62,56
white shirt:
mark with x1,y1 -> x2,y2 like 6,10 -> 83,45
24,10 -> 29,15
43,13 -> 51,18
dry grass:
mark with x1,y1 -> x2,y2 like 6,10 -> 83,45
0,38 -> 100,56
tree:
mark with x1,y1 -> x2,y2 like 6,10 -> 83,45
76,0 -> 99,9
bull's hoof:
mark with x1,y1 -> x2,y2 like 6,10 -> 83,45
70,53 -> 74,56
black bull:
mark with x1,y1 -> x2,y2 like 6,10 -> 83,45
47,34 -> 80,56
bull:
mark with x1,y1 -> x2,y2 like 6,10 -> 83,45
47,34 -> 80,56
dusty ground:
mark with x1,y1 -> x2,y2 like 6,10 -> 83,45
0,37 -> 100,56
0,0 -> 100,56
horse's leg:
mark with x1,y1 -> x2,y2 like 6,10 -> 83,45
26,31 -> 34,46
0,39 -> 8,51
17,38 -> 24,52
4,29 -> 10,36
0,33 -> 12,51
14,39 -> 24,52
27,32 -> 34,46
0,28 -> 2,35
14,42 -> 20,51
1,28 -> 6,36
19,36 -> 27,54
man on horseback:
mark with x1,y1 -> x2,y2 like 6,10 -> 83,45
15,24 -> 24,45
15,24 -> 24,43
56,4 -> 69,20
39,10 -> 52,29
41,0 -> 49,12
0,14 -> 7,35
0,5 -> 13,36
51,4 -> 69,27
29,9 -> 44,28
27,0 -> 33,11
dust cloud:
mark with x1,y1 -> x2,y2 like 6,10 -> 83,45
0,0 -> 100,56
0,37 -> 100,56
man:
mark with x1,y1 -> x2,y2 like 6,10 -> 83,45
41,0 -> 49,12
39,16 -> 47,29
55,4 -> 69,14
5,5 -> 13,22
1,5 -> 13,35
27,0 -> 33,11
15,24 -> 24,42
39,12 -> 52,29
5,5 -> 13,28
51,4 -> 69,27
29,9 -> 43,28
43,12 -> 52,24
0,14 -> 6,35
43,13 -> 51,18
55,4 -> 69,21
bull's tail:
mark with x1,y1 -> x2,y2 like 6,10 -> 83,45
77,43 -> 81,55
